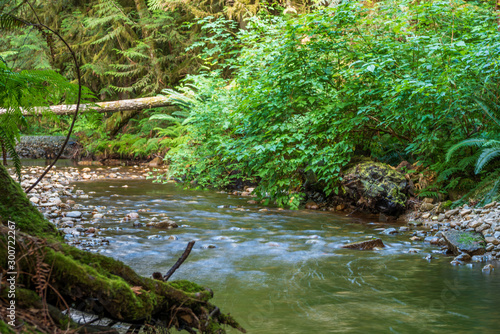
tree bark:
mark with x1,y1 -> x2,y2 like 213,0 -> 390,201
0,96 -> 171,116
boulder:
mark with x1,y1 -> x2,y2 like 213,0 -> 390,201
442,230 -> 486,256
342,238 -> 385,250
341,160 -> 409,215
149,157 -> 164,167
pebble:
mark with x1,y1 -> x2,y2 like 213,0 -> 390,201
66,211 -> 82,218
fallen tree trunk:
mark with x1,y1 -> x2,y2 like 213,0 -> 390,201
0,165 -> 245,333
0,96 -> 171,116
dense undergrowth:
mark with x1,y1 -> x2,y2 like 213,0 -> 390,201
161,0 -> 500,208
3,0 -> 500,208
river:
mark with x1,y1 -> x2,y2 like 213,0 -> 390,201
68,177 -> 500,333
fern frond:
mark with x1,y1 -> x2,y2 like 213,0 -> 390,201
0,13 -> 25,31
445,138 -> 487,162
475,147 -> 500,174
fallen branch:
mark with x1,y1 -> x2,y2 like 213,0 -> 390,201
164,241 -> 196,281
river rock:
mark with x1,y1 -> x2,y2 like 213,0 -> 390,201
482,264 -> 494,273
66,211 -> 82,218
442,230 -> 486,256
147,220 -> 178,229
341,160 -> 409,216
305,201 -> 319,210
149,157 -> 164,167
341,238 -> 385,250
420,203 -> 435,212
454,253 -> 471,262
382,228 -> 397,235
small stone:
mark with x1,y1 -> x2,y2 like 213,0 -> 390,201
420,203 -> 435,212
30,197 -> 40,204
476,223 -> 490,232
410,236 -> 422,241
469,220 -> 482,229
382,228 -> 397,235
485,237 -> 500,245
149,220 -> 178,229
336,204 -> 346,211
460,209 -> 472,216
454,253 -> 471,262
471,255 -> 486,262
408,248 -> 420,253
444,209 -> 459,219
421,213 -> 431,219
65,211 -> 82,218
341,239 -> 385,250
482,264 -> 494,272
127,212 -> 140,219
305,201 -> 319,210
399,226 -> 409,232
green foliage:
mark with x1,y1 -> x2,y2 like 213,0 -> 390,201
0,59 -> 82,179
162,0 -> 500,207
1,0 -> 202,99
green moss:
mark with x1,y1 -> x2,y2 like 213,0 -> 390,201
458,233 -> 485,247
0,320 -> 16,334
168,280 -> 204,293
442,200 -> 453,209
0,165 -> 58,237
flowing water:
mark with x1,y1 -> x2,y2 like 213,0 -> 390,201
71,177 -> 500,334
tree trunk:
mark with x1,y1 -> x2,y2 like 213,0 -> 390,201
105,109 -> 141,138
0,96 -> 171,116
0,165 -> 245,333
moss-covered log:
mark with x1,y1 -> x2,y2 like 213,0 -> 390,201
0,165 -> 245,333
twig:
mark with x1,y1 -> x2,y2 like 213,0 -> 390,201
163,241 -> 195,281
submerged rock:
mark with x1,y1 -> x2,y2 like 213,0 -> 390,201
341,160 -> 409,216
341,238 -> 385,250
442,230 -> 486,256
146,220 -> 178,229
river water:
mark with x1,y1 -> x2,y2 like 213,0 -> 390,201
71,178 -> 500,334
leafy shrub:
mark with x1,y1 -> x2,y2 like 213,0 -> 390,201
163,0 -> 500,207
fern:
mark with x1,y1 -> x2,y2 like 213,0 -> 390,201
445,138 -> 487,162
475,143 -> 500,174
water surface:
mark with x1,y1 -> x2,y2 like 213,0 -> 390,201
73,178 -> 500,334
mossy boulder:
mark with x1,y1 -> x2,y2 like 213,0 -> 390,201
443,230 -> 486,256
341,160 -> 410,216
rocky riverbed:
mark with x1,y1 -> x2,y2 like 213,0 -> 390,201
403,201 -> 500,266
9,165 -> 168,250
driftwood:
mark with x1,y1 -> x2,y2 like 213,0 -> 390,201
0,96 -> 171,116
